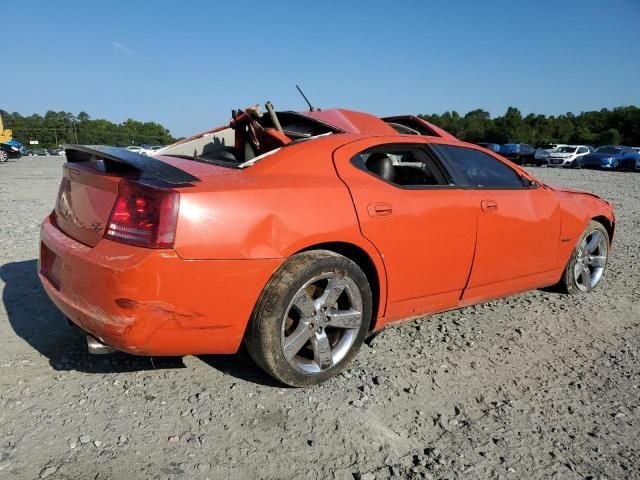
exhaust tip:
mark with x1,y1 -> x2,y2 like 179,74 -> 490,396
86,335 -> 116,355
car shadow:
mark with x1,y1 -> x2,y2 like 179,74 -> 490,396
1,259 -> 185,373
198,349 -> 283,388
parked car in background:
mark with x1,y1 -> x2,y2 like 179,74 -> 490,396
136,145 -> 165,155
125,146 -> 145,154
31,148 -> 50,156
146,145 -> 165,154
577,146 -> 639,170
534,144 -> 566,166
625,157 -> 640,171
476,142 -> 501,153
500,143 -> 536,165
547,145 -> 592,168
0,142 -> 22,162
5,139 -> 23,150
125,145 -> 161,155
619,149 -> 640,171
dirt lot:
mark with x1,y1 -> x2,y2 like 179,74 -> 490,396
0,156 -> 639,480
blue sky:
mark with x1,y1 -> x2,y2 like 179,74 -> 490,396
5,0 -> 640,137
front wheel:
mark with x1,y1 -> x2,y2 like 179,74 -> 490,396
245,250 -> 372,387
0,150 -> 8,162
557,221 -> 609,294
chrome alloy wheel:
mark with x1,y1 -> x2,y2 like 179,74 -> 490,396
574,229 -> 608,292
281,273 -> 363,373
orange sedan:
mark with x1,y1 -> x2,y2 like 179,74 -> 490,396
39,104 -> 615,386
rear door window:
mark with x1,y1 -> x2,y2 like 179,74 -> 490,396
433,145 -> 526,188
353,145 -> 453,188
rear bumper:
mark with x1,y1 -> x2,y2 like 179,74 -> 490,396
39,216 -> 282,356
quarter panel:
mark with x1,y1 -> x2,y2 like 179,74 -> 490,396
173,136 -> 389,330
173,137 -> 376,261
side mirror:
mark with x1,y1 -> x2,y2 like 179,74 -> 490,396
522,176 -> 538,188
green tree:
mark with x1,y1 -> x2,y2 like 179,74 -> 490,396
461,109 -> 491,143
6,110 -> 176,148
596,128 -> 622,146
418,105 -> 640,147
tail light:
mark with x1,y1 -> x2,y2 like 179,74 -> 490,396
105,179 -> 179,249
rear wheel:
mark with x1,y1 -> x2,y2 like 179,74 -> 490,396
245,250 -> 372,387
557,221 -> 609,294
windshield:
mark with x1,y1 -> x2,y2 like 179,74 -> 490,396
540,144 -> 557,150
595,146 -> 622,154
556,147 -> 577,153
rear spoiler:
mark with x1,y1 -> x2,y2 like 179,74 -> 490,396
63,145 -> 200,186
381,115 -> 457,140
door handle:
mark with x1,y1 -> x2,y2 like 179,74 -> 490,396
367,203 -> 393,217
481,200 -> 498,212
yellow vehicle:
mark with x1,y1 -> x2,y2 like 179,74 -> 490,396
0,110 -> 12,143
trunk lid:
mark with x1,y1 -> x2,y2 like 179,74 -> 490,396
55,162 -> 121,247
54,146 -> 212,247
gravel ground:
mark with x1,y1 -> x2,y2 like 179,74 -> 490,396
0,156 -> 639,480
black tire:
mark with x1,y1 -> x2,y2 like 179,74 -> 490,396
245,250 -> 373,387
556,220 -> 609,294
0,150 -> 8,162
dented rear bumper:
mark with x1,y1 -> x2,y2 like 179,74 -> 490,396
39,215 -> 282,356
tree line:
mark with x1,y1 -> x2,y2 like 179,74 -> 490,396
6,105 -> 639,150
4,111 -> 177,148
419,105 -> 640,147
